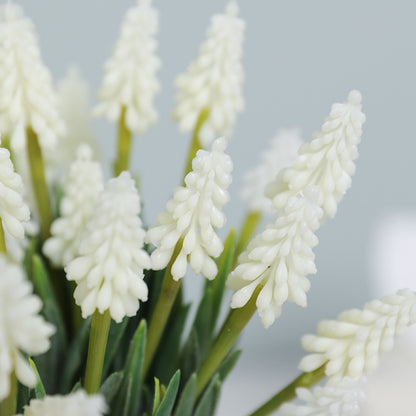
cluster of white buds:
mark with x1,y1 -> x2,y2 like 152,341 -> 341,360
43,144 -> 104,267
66,172 -> 150,323
0,255 -> 55,400
241,129 -> 303,214
281,377 -> 366,416
228,186 -> 323,328
299,289 -> 416,382
0,139 -> 30,239
172,2 -> 245,147
266,91 -> 365,218
147,137 -> 232,280
0,3 -> 65,151
94,0 -> 160,134
17,390 -> 107,416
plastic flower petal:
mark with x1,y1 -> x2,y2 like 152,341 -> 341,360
172,2 -> 245,146
241,129 -> 303,214
94,0 -> 160,134
299,289 -> 416,382
227,186 -> 323,328
0,255 -> 55,400
0,3 -> 65,151
266,91 -> 365,218
0,140 -> 30,239
147,137 -> 233,280
66,171 -> 150,323
281,377 -> 366,416
43,144 -> 104,267
19,390 -> 107,416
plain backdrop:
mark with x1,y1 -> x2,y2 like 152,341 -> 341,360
19,1 -> 416,414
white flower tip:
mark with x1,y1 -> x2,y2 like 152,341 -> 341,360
303,185 -> 320,204
212,136 -> 228,152
348,90 -> 362,105
76,143 -> 93,160
226,1 -> 239,17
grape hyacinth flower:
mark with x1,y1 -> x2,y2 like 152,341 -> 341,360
241,129 -> 303,215
172,2 -> 245,146
0,140 -> 30,240
94,0 -> 160,135
299,289 -> 416,382
0,3 -> 65,151
281,377 -> 366,416
17,390 -> 107,416
0,255 -> 55,400
227,186 -> 323,328
66,172 -> 150,323
266,91 -> 365,218
147,137 -> 233,280
43,144 -> 104,267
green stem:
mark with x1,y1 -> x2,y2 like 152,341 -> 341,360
247,364 -> 327,416
84,310 -> 111,394
196,287 -> 260,397
0,221 -> 7,254
143,242 -> 183,378
0,372 -> 17,416
183,108 -> 210,181
114,107 -> 132,176
234,211 -> 262,265
26,126 -> 53,240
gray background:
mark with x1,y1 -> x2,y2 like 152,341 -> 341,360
20,0 -> 416,414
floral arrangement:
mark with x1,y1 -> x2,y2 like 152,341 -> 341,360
0,1 -> 414,416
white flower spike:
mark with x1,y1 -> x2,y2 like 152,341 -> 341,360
266,91 -> 365,218
0,139 -> 30,239
147,137 -> 233,280
281,377 -> 366,416
172,2 -> 245,147
66,172 -> 150,323
94,0 -> 160,135
299,289 -> 416,382
227,186 -> 323,328
18,390 -> 107,416
0,255 -> 55,400
241,129 -> 303,214
43,144 -> 104,267
0,3 -> 65,151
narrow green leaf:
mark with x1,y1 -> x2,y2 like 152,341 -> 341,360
154,370 -> 180,416
16,382 -> 30,414
71,381 -> 82,393
217,349 -> 242,382
179,329 -> 201,382
194,374 -> 221,416
103,317 -> 129,377
193,288 -> 214,360
173,373 -> 197,416
100,372 -> 123,405
152,378 -> 161,415
60,316 -> 91,392
112,320 -> 146,416
29,359 -> 46,398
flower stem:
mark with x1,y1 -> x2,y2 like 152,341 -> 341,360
26,126 -> 53,240
143,241 -> 183,378
183,108 -> 210,181
247,364 -> 327,416
0,221 -> 7,254
234,210 -> 261,265
0,372 -> 17,416
84,310 -> 111,394
196,287 -> 260,397
114,107 -> 132,176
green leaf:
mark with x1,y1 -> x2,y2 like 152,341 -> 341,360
100,372 -> 123,404
217,349 -> 241,382
179,329 -> 201,382
154,370 -> 180,416
173,373 -> 196,416
29,358 -> 46,398
102,317 -> 129,377
16,382 -> 30,414
152,378 -> 161,414
60,316 -> 91,392
112,320 -> 146,416
194,374 -> 221,416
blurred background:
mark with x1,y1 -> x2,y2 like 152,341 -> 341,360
20,0 -> 416,414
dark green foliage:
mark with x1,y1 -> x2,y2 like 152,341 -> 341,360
173,374 -> 197,416
153,370 -> 180,416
